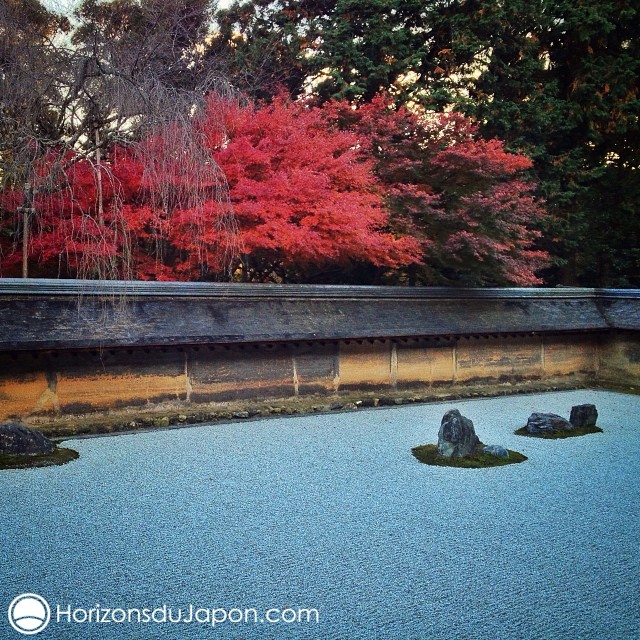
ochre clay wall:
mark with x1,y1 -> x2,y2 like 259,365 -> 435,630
1,333 -> 637,423
597,332 -> 640,387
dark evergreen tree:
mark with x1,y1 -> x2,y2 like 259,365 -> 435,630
432,1 -> 640,285
207,0 -> 328,100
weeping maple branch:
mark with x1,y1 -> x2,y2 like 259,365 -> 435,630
0,0 -> 239,281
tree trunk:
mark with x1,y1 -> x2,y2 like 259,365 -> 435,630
95,128 -> 104,226
20,183 -> 34,279
21,209 -> 30,279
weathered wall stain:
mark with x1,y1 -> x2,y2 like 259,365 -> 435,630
1,332 -> 638,423
598,334 -> 640,384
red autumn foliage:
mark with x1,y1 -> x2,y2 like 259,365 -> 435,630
0,95 -> 422,281
203,94 -> 421,281
324,96 -> 550,285
0,93 -> 548,286
0,148 -> 128,278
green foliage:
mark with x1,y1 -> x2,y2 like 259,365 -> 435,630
208,0 -> 327,100
309,0 -> 432,104
444,1 -> 640,285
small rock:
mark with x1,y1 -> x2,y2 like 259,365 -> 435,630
0,422 -> 55,455
526,412 -> 573,434
360,398 -> 378,408
569,404 -> 598,428
311,405 -> 330,413
437,409 -> 480,458
483,445 -> 510,458
233,411 -> 250,419
177,414 -> 188,423
152,416 -> 170,428
330,402 -> 344,411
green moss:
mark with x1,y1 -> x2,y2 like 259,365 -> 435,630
31,378 -> 593,439
514,424 -> 603,439
411,443 -> 527,468
0,447 -> 79,470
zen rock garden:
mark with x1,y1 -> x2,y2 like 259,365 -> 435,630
2,402 -> 603,472
0,422 -> 78,470
413,402 -> 603,468
412,409 -> 528,468
515,404 -> 603,438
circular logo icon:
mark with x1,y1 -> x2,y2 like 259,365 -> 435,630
7,594 -> 50,635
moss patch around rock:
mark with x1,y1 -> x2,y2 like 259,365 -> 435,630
411,443 -> 527,468
0,447 -> 79,470
514,424 -> 603,439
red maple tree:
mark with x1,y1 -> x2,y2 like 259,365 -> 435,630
324,96 -> 551,285
0,94 -> 421,281
1,93 -> 547,286
119,94 -> 422,281
200,94 -> 421,281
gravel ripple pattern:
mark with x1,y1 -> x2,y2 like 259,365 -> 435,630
1,390 -> 639,639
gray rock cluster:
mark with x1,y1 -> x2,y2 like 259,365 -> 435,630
437,409 -> 510,459
0,422 -> 55,455
437,409 -> 480,458
525,404 -> 598,434
569,404 -> 598,428
437,403 -> 599,460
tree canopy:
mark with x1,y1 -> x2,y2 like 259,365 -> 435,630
2,0 -> 637,286
0,90 -> 546,284
211,0 -> 640,286
0,0 -> 235,279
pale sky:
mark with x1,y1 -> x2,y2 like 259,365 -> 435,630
45,0 -> 234,16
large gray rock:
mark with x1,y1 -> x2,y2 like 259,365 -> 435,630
570,404 -> 598,428
483,444 -> 509,458
525,412 -> 573,435
438,409 -> 480,458
0,422 -> 55,455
